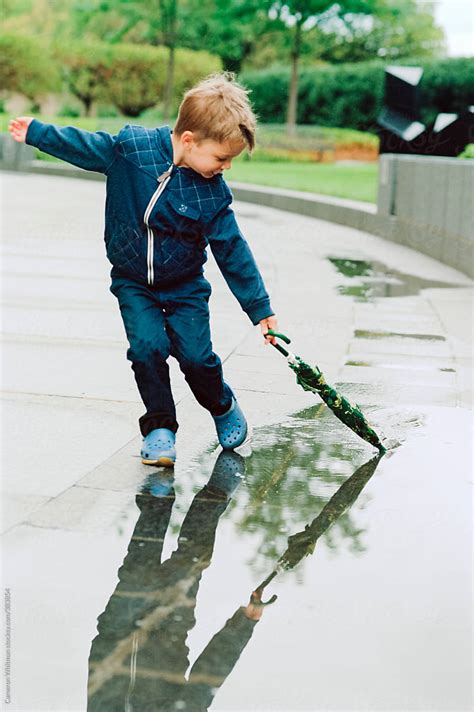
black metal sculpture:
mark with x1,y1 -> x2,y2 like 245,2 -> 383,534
429,106 -> 474,157
377,66 -> 473,156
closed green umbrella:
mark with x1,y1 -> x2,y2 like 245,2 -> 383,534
266,330 -> 386,453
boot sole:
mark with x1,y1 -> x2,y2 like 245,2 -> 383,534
142,457 -> 175,467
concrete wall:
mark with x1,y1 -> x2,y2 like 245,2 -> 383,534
377,154 -> 473,278
1,135 -> 473,277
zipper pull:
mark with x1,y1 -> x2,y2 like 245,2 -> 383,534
158,165 -> 173,182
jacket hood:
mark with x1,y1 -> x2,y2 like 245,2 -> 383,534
155,125 -> 174,163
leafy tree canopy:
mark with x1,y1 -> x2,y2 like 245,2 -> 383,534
1,0 -> 446,67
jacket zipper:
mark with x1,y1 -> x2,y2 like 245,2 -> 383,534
143,166 -> 173,285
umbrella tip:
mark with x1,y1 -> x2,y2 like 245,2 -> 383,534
377,436 -> 403,458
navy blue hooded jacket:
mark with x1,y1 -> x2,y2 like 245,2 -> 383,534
26,120 -> 273,325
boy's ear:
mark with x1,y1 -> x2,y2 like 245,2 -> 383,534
180,130 -> 196,149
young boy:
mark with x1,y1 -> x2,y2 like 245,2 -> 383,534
9,73 -> 278,467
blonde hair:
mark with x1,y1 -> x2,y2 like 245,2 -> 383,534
174,72 -> 257,152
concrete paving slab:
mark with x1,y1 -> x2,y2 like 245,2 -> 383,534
336,381 -> 458,407
456,386 -> 474,408
220,366 -> 305,396
426,289 -> 473,341
352,315 -> 446,336
349,335 -> 452,358
1,251 -> 107,281
2,393 -> 142,501
2,303 -> 126,342
222,352 -> 293,376
2,336 -> 142,401
1,271 -> 113,304
343,351 -> 456,370
25,485 -> 135,532
3,338 -> 188,405
1,493 -> 51,533
76,442 -> 150,494
339,364 -> 457,387
354,300 -> 436,317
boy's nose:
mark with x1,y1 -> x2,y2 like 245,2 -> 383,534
223,159 -> 232,170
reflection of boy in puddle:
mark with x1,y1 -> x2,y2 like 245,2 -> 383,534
87,452 -> 273,711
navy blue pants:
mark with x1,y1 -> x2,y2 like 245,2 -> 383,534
110,274 -> 233,436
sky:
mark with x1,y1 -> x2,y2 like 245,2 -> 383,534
432,0 -> 474,56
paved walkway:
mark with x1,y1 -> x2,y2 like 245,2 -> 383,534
1,172 -> 472,711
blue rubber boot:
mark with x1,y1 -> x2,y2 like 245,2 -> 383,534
141,428 -> 176,467
212,395 -> 248,450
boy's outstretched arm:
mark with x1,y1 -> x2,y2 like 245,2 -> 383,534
207,205 -> 278,344
8,116 -> 116,174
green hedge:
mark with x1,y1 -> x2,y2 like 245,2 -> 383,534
459,144 -> 474,159
241,57 -> 474,131
3,35 -> 221,117
54,42 -> 113,116
54,42 -> 221,117
97,44 -> 220,117
0,34 -> 60,100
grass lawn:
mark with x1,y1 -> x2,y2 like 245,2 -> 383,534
227,160 -> 378,204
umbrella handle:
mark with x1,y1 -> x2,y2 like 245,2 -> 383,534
265,329 -> 292,358
265,329 -> 291,344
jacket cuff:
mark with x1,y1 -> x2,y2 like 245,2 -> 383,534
25,119 -> 45,147
246,299 -> 274,325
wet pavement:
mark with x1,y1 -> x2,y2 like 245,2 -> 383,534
1,172 -> 473,711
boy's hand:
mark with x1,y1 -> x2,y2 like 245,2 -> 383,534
8,117 -> 34,143
259,315 -> 279,345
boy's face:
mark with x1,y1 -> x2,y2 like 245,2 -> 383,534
177,133 -> 245,179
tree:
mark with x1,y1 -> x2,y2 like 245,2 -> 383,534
179,0 -> 274,73
268,1 -> 386,134
103,43 -> 219,116
62,0 -> 182,120
64,0 -> 149,44
160,0 -> 179,121
54,42 -> 113,116
1,0 -> 71,40
313,0 -> 445,63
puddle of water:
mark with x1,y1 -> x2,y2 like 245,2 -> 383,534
83,404 -> 472,711
4,403 -> 470,711
86,415 -> 380,710
328,257 -> 460,301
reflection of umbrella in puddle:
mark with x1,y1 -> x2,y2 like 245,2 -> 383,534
266,330 -> 386,453
256,454 -> 382,593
